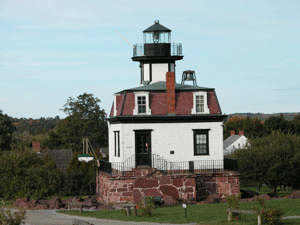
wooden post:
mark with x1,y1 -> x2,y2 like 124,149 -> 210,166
133,205 -> 137,216
258,215 -> 261,225
228,210 -> 232,222
80,205 -> 83,213
126,207 -> 131,216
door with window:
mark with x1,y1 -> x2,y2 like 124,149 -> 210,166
135,130 -> 152,167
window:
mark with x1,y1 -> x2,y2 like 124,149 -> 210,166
191,91 -> 209,114
193,129 -> 209,155
114,131 -> 120,157
138,96 -> 146,113
196,95 -> 204,113
133,92 -> 151,115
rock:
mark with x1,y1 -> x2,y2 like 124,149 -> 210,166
259,194 -> 271,200
204,194 -> 224,204
240,189 -> 259,199
163,195 -> 177,205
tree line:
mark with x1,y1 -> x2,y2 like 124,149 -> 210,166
225,115 -> 300,193
0,93 -> 107,200
224,113 -> 300,139
0,93 -> 108,152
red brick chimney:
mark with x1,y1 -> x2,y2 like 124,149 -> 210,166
230,130 -> 235,136
32,141 -> 41,152
239,130 -> 244,136
166,72 -> 176,115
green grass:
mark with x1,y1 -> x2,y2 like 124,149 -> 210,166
240,185 -> 293,197
59,198 -> 300,224
0,199 -> 15,208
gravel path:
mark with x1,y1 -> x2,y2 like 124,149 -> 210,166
24,210 -> 197,225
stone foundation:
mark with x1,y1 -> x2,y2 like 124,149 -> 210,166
96,168 -> 239,204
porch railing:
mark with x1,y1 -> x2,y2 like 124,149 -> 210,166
99,155 -> 238,176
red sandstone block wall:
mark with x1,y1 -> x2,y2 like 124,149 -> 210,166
97,169 -> 240,204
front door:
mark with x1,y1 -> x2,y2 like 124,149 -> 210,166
135,130 -> 151,168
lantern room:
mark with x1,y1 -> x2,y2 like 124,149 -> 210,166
132,20 -> 183,85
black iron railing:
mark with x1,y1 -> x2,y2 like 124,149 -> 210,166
98,155 -> 238,176
99,159 -> 112,174
133,43 -> 182,57
224,158 -> 238,171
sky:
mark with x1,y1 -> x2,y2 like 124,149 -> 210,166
0,0 -> 299,119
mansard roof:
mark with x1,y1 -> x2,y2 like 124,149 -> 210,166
110,84 -> 222,117
116,81 -> 213,94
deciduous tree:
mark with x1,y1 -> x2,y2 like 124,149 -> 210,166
0,110 -> 15,151
232,132 -> 300,192
48,93 -> 108,152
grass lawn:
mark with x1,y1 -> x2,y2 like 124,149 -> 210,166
59,198 -> 300,224
241,185 -> 293,198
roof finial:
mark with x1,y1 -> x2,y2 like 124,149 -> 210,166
155,20 -> 159,24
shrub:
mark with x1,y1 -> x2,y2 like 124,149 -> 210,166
0,208 -> 26,225
138,197 -> 155,216
253,196 -> 284,225
226,194 -> 240,221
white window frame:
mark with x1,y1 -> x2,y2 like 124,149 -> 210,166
133,92 -> 151,115
191,91 -> 209,114
113,94 -> 119,116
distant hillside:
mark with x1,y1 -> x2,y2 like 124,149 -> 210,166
11,117 -> 60,135
228,112 -> 300,121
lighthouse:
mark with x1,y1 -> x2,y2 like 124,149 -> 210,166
107,20 -> 226,169
96,21 -> 240,206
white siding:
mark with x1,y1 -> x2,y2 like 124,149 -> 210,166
144,64 -> 150,82
151,63 -> 169,83
109,121 -> 224,164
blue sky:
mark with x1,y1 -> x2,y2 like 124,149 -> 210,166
0,0 -> 299,119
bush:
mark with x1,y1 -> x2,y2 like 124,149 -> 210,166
0,208 -> 26,225
63,153 -> 96,196
0,149 -> 64,200
138,197 -> 155,216
226,194 -> 240,221
253,196 -> 284,225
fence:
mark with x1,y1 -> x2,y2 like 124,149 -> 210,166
99,155 -> 238,176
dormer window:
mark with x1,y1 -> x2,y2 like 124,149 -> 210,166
191,91 -> 209,114
133,92 -> 151,115
196,95 -> 204,113
138,96 -> 146,113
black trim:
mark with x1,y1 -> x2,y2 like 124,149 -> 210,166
149,63 -> 152,82
114,131 -> 120,157
132,56 -> 183,63
133,129 -> 153,132
108,115 -> 227,124
193,129 -> 209,156
140,64 -> 143,84
135,130 -> 152,167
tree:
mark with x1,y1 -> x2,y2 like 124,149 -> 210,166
264,114 -> 294,134
63,153 -> 96,196
232,132 -> 300,192
224,116 -> 264,139
48,93 -> 108,152
0,149 -> 64,200
0,110 -> 15,151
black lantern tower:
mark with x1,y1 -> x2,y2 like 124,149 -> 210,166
132,20 -> 183,85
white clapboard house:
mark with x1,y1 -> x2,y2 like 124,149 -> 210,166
107,21 -> 227,172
